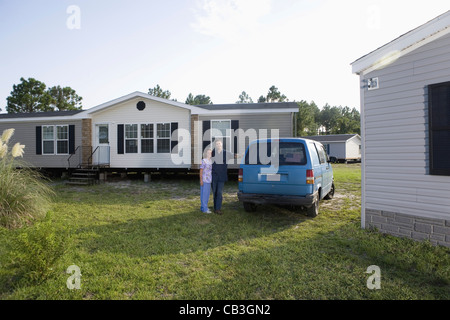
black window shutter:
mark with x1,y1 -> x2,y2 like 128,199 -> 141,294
36,126 -> 42,155
69,125 -> 75,154
170,122 -> 178,154
117,124 -> 124,154
429,82 -> 450,175
202,120 -> 211,152
231,120 -> 239,154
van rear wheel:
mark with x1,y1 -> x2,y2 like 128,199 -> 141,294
243,202 -> 257,212
306,198 -> 319,217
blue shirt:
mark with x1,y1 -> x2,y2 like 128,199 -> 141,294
212,150 -> 235,182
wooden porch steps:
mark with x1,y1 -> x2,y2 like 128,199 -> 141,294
66,168 -> 99,186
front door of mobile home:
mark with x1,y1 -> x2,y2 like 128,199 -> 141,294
94,124 -> 110,166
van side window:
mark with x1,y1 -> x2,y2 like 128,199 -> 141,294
315,143 -> 327,164
308,142 -> 320,166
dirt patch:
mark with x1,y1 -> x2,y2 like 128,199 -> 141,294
320,191 -> 360,212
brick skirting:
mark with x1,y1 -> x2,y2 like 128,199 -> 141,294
365,209 -> 450,248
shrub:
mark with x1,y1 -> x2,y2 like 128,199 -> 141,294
9,211 -> 69,283
0,128 -> 54,228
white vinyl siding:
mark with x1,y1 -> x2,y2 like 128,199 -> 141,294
90,97 -> 190,168
361,32 -> 450,221
346,137 -> 361,159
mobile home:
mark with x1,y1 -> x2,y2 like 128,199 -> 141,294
0,92 -> 298,175
351,11 -> 450,247
305,134 -> 361,163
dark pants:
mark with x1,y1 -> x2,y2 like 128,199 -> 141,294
211,180 -> 225,211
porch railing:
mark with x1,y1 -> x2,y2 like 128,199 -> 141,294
67,145 -> 110,168
89,146 -> 110,167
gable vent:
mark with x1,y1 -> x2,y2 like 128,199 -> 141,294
137,101 -> 146,111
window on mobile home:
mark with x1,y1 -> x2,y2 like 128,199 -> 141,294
157,123 -> 170,153
56,125 -> 69,154
211,120 -> 231,152
42,125 -> 69,155
125,124 -> 138,153
42,126 -> 55,154
141,124 -> 154,153
428,81 -> 450,175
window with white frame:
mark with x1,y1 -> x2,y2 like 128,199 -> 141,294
141,124 -> 154,153
42,126 -> 55,154
56,125 -> 69,154
125,124 -> 138,153
211,120 -> 231,152
156,123 -> 170,153
42,125 -> 69,155
122,123 -> 172,154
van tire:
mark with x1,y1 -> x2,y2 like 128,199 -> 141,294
306,198 -> 319,217
324,183 -> 335,200
243,202 -> 257,212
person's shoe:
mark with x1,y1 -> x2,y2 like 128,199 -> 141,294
206,209 -> 212,214
214,210 -> 223,215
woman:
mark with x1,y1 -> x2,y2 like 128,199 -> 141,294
199,148 -> 212,213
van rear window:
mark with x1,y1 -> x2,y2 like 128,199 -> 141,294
245,142 -> 307,166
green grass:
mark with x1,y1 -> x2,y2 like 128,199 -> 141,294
0,164 -> 449,300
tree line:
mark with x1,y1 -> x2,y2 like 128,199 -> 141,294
3,79 -> 360,135
3,78 -> 83,113
295,101 -> 360,136
150,84 -> 360,135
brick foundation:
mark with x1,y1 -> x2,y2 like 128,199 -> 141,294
365,209 -> 450,248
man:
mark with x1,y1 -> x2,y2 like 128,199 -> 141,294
211,139 -> 238,215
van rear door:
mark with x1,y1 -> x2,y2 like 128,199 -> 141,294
309,141 -> 332,198
240,140 -> 313,196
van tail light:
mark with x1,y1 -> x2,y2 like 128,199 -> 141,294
238,168 -> 243,182
306,169 -> 314,184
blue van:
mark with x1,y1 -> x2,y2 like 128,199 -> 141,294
237,138 -> 334,217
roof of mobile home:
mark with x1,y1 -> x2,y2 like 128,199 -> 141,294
351,10 -> 450,75
303,134 -> 361,143
0,92 -> 299,120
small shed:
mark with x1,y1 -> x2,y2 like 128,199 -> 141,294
304,134 -> 361,163
351,11 -> 450,247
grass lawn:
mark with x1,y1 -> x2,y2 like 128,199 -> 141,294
0,164 -> 449,300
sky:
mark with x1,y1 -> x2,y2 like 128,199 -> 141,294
0,0 -> 449,113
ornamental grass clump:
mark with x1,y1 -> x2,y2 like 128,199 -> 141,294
0,128 -> 54,229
